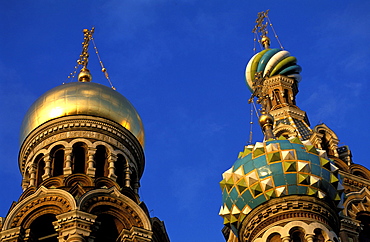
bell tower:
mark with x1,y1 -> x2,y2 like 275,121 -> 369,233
220,11 -> 344,242
0,28 -> 169,242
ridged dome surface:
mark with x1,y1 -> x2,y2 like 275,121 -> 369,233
245,48 -> 302,92
219,137 -> 343,235
20,82 -> 144,146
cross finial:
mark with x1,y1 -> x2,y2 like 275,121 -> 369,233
78,28 -> 95,69
77,28 -> 94,82
252,10 -> 270,49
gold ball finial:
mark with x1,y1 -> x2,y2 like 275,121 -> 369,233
78,68 -> 92,82
259,112 -> 274,128
261,36 -> 270,49
259,111 -> 275,140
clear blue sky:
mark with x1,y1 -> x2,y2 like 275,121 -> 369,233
1,1 -> 369,241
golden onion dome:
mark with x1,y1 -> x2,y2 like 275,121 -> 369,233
20,82 -> 144,146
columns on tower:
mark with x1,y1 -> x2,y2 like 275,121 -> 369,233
305,234 -> 315,242
42,154 -> 51,180
281,236 -> 291,242
107,153 -> 118,181
64,148 -> 73,176
86,148 -> 96,177
29,164 -> 36,187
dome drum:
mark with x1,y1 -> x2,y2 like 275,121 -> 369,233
19,115 -> 145,192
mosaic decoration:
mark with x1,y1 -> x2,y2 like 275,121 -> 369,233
219,137 -> 344,236
245,48 -> 302,92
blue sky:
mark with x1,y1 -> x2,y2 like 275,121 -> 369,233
1,1 -> 370,241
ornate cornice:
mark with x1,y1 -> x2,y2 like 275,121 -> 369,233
341,170 -> 370,193
239,196 -> 340,241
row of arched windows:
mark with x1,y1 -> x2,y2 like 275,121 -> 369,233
29,142 -> 135,189
266,227 -> 336,242
28,213 -> 123,242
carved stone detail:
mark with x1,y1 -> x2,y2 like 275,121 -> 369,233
118,227 -> 153,242
53,210 -> 97,242
239,196 -> 340,241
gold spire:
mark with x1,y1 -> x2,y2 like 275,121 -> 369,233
77,28 -> 94,82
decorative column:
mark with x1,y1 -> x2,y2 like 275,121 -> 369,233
133,181 -> 140,194
42,154 -> 51,180
53,210 -> 97,242
107,154 -> 117,181
86,149 -> 96,177
64,148 -> 73,176
125,161 -> 131,188
29,164 -> 36,187
281,236 -> 291,242
305,234 -> 315,242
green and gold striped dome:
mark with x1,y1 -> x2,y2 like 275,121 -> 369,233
219,137 -> 344,236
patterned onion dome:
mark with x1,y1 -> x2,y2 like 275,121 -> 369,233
245,48 -> 302,92
20,82 -> 144,147
219,137 -> 344,236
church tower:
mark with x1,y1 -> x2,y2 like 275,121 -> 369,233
0,28 -> 169,242
220,11 -> 370,242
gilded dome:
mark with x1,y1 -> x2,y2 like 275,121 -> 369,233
219,137 -> 343,235
20,82 -> 144,146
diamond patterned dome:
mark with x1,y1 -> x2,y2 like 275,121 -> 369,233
219,137 -> 344,236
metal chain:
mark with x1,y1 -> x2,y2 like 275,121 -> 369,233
91,37 -> 116,90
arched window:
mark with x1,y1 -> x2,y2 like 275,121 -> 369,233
29,214 -> 58,242
72,143 -> 87,174
314,228 -> 325,242
319,130 -> 331,155
36,154 -> 45,186
94,214 -> 121,242
95,146 -> 108,178
290,227 -> 305,242
52,148 -> 64,177
283,89 -> 289,104
115,155 -> 126,187
273,89 -> 281,106
267,233 -> 282,242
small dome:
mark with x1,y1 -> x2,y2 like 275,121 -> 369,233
219,137 -> 343,235
20,82 -> 144,146
245,48 -> 302,92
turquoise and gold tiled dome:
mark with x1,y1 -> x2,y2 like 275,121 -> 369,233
219,136 -> 344,236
